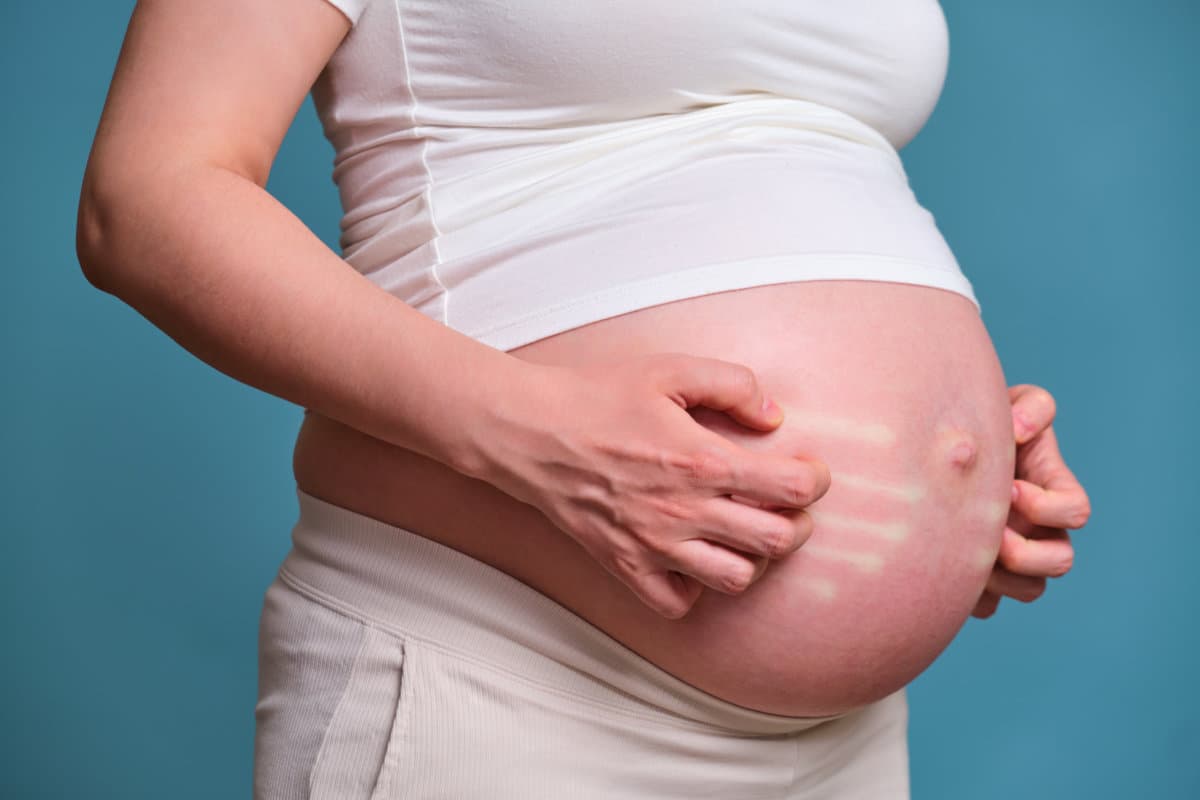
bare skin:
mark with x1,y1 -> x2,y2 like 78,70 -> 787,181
79,0 -> 1092,715
292,278 -> 1018,714
972,385 -> 1092,617
76,0 -> 825,620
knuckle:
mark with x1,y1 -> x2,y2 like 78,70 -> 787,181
646,494 -> 693,524
607,544 -> 645,580
787,467 -> 818,505
1069,498 -> 1092,529
788,474 -> 813,506
727,363 -> 758,399
628,519 -> 675,558
1049,550 -> 1074,577
720,564 -> 754,594
642,533 -> 676,559
761,523 -> 794,558
678,448 -> 734,485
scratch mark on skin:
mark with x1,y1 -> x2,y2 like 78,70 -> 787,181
981,499 -> 1009,525
836,473 -> 926,503
971,544 -> 1001,571
802,543 -> 886,573
797,576 -> 838,601
810,511 -> 910,542
785,412 -> 897,446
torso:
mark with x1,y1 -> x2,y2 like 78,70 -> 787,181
292,278 -> 1015,717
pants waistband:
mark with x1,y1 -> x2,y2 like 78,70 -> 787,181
279,488 -> 848,736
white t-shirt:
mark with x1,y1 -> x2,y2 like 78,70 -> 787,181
314,0 -> 976,352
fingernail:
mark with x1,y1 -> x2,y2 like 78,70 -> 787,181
762,396 -> 784,422
1011,482 -> 1020,503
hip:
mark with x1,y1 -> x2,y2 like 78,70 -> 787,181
253,490 -> 911,798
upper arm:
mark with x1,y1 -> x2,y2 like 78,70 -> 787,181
82,0 -> 353,192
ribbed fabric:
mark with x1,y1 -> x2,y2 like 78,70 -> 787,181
254,581 -> 374,799
252,488 -> 911,798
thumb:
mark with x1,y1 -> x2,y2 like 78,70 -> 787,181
1008,384 -> 1057,445
653,353 -> 785,431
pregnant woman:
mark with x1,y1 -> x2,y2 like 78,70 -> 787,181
77,0 -> 1091,797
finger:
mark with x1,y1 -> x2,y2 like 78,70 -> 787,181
996,526 -> 1074,578
666,538 -> 767,596
717,445 -> 832,510
971,590 -> 1001,619
749,554 -> 771,584
1013,476 -> 1092,531
633,570 -> 704,620
692,498 -> 814,559
1008,384 -> 1057,445
654,353 -> 785,431
1014,426 -> 1092,529
985,565 -> 1047,603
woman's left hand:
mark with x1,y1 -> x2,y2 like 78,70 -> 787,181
972,384 -> 1092,618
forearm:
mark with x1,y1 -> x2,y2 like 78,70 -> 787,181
77,162 -> 524,476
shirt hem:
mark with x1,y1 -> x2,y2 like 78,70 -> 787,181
464,253 -> 980,352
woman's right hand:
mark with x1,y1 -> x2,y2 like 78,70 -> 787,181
461,352 -> 830,619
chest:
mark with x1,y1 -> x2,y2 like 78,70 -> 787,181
328,0 -> 950,148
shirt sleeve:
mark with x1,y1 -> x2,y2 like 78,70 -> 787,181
320,0 -> 370,26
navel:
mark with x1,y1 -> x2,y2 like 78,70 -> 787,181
937,424 -> 979,471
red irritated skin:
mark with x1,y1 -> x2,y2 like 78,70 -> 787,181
295,279 -> 1016,716
502,278 -> 1020,716
78,0 -> 1089,722
971,384 -> 1092,618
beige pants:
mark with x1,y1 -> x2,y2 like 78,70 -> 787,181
253,489 -> 911,799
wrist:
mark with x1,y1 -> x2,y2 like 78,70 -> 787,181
447,357 -> 562,485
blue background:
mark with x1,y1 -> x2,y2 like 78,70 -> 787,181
3,1 -> 1196,797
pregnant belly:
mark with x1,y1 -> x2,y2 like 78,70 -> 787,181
292,279 -> 1016,717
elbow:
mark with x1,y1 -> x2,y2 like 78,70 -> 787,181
75,174 -> 120,293
75,166 -> 157,296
